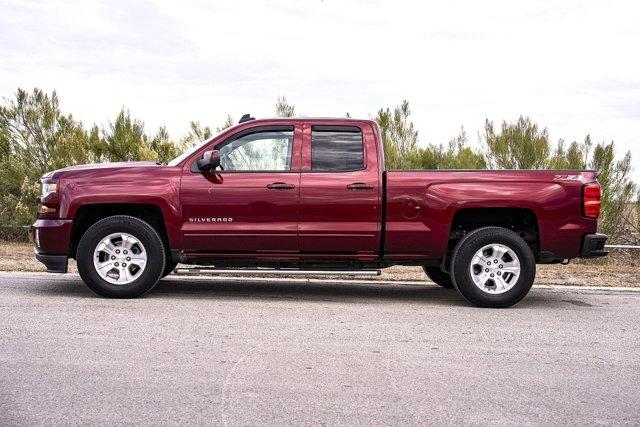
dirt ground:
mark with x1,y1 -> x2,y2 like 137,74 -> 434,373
4,242 -> 638,287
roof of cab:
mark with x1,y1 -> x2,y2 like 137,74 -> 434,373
236,116 -> 376,125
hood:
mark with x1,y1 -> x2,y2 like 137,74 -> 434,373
42,161 -> 161,179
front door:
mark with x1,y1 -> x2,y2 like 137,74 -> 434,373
180,125 -> 301,253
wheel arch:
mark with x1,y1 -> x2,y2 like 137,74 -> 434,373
448,207 -> 540,258
70,204 -> 171,259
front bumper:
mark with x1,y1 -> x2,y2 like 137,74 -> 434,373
580,233 -> 608,258
34,251 -> 68,273
29,219 -> 72,273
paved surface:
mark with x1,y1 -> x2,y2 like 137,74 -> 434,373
0,272 -> 639,425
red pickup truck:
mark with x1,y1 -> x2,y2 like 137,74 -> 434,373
31,116 -> 607,307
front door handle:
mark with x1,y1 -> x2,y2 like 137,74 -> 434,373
267,182 -> 295,190
347,182 -> 374,190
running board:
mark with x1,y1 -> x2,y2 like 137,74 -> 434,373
173,268 -> 381,276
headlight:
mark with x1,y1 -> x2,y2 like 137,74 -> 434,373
38,179 -> 59,219
41,182 -> 58,198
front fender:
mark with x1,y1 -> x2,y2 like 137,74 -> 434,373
58,170 -> 182,249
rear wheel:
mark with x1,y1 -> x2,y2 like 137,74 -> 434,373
77,215 -> 166,298
450,226 -> 535,308
423,266 -> 454,289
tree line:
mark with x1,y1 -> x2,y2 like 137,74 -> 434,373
1,88 -> 638,245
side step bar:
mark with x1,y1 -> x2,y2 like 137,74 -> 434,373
173,268 -> 381,276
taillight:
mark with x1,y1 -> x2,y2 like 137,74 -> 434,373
583,183 -> 601,219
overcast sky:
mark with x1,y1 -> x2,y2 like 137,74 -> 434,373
1,0 -> 639,181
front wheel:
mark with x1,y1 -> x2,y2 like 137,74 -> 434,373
450,226 -> 536,308
77,215 -> 166,298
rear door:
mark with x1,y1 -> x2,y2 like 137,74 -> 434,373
180,125 -> 302,253
298,123 -> 382,255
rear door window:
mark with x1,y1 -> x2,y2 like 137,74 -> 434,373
311,126 -> 364,171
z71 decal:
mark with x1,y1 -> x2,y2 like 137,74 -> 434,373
554,174 -> 581,181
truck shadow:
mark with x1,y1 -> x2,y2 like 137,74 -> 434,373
151,277 -> 468,306
148,277 -> 556,308
34,274 -> 560,308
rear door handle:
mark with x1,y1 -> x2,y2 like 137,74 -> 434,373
347,182 -> 374,190
267,182 -> 295,190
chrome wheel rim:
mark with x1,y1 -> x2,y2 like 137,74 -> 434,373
93,233 -> 147,285
469,243 -> 520,294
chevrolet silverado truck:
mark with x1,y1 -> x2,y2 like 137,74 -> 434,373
31,116 -> 608,307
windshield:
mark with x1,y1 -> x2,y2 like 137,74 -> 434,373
167,132 -> 221,167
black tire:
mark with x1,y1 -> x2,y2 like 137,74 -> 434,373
77,215 -> 166,298
423,266 -> 454,289
450,226 -> 535,308
161,260 -> 178,278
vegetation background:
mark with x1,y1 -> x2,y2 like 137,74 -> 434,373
1,88 -> 638,255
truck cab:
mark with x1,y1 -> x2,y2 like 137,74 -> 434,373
175,118 -> 384,261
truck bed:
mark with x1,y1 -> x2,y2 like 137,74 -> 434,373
383,169 -> 598,261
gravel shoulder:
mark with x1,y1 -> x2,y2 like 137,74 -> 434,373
3,242 -> 638,287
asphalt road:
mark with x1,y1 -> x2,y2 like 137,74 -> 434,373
1,272 -> 639,425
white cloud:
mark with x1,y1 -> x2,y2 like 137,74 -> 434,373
1,0 -> 639,181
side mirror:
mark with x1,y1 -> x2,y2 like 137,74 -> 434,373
194,150 -> 221,173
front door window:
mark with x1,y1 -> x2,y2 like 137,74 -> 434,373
217,130 -> 294,171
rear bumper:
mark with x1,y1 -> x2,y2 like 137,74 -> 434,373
580,233 -> 608,258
